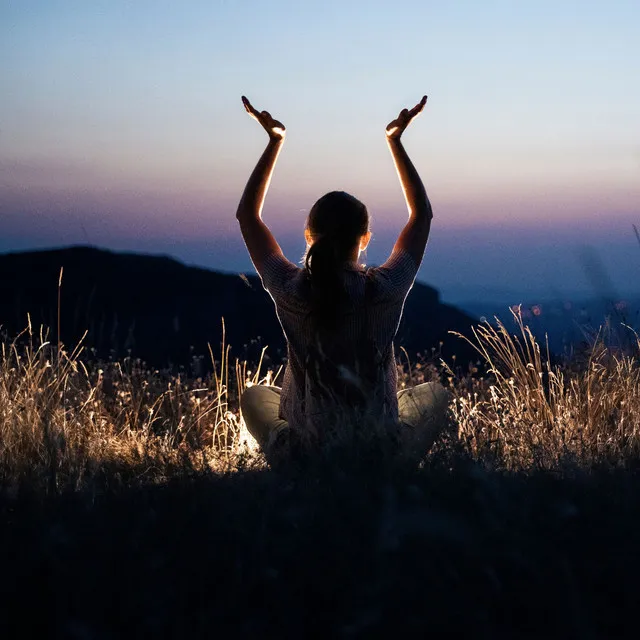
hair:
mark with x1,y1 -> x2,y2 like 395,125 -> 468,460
304,191 -> 370,332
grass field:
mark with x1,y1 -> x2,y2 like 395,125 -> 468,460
2,309 -> 639,491
1,310 -> 640,637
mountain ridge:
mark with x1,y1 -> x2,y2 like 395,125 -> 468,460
0,245 -> 478,368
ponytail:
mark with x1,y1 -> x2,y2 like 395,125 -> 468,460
304,191 -> 370,333
305,234 -> 350,332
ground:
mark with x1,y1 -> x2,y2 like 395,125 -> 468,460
2,456 -> 639,638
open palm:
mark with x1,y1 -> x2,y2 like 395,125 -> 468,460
242,96 -> 286,140
386,95 -> 427,140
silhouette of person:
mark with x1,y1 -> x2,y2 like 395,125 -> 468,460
237,95 -> 450,463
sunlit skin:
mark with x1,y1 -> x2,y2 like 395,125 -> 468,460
236,94 -> 432,276
383,95 -> 433,266
241,96 -> 286,141
385,95 -> 427,139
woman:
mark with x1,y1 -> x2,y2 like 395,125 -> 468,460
237,94 -> 450,462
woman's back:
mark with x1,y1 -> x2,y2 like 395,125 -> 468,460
261,250 -> 419,436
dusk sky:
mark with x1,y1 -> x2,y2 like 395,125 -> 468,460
1,0 -> 639,304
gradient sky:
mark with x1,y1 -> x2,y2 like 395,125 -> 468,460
1,0 -> 639,304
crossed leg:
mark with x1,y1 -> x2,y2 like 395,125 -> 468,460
397,381 -> 453,461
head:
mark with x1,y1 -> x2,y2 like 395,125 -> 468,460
303,191 -> 371,332
304,191 -> 371,264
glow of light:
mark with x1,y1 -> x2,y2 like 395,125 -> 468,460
615,300 -> 628,312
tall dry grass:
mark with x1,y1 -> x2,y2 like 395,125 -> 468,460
0,319 -> 275,493
448,308 -> 640,469
1,308 -> 639,493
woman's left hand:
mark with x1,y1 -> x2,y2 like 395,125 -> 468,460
242,96 -> 286,141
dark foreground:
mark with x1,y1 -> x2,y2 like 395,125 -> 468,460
2,456 -> 639,639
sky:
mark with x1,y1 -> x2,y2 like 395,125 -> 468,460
1,0 -> 639,305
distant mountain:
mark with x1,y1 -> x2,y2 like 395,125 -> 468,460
0,246 -> 478,368
460,297 -> 640,355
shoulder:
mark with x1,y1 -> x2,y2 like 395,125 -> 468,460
368,250 -> 419,301
260,253 -> 308,301
261,252 -> 300,282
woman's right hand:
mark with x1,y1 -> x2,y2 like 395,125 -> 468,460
385,95 -> 427,140
242,96 -> 286,141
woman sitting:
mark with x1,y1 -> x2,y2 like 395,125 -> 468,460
236,94 -> 450,463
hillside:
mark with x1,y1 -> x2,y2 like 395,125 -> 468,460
0,246 -> 477,367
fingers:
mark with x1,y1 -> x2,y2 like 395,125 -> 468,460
241,97 -> 279,128
408,95 -> 428,118
242,96 -> 258,118
416,95 -> 428,112
242,96 -> 265,122
398,97 -> 425,123
386,95 -> 427,138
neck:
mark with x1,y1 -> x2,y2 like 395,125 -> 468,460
347,246 -> 361,264
344,253 -> 363,270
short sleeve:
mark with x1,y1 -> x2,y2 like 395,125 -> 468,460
371,249 -> 420,302
259,252 -> 302,304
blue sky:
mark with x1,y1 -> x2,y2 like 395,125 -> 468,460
1,0 -> 639,303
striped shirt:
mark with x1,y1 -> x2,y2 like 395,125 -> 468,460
260,250 -> 419,435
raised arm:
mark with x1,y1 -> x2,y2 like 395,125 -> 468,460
385,95 -> 432,266
236,96 -> 286,274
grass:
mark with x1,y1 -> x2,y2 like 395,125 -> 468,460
448,308 -> 640,470
2,311 -> 640,637
0,318 -> 271,494
1,308 -> 639,493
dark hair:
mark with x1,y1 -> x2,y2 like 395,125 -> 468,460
304,191 -> 370,332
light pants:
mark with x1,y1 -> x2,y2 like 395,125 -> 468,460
240,382 -> 452,460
